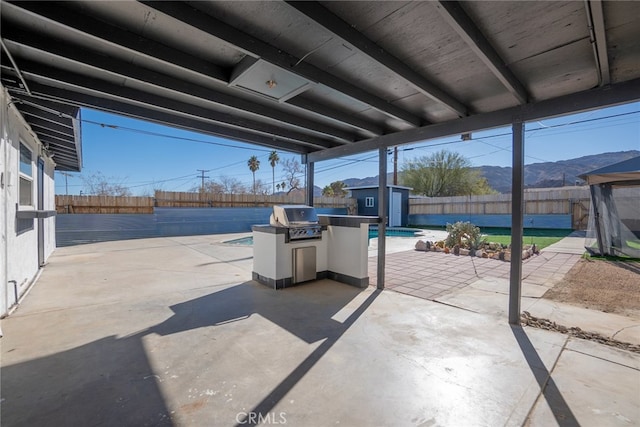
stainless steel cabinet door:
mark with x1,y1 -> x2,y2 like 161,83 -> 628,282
293,246 -> 316,284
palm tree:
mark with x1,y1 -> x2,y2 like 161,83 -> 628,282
268,151 -> 280,194
247,155 -> 260,194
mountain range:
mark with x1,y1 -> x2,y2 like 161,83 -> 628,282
317,150 -> 639,195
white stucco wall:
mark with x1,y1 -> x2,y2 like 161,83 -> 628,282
1,86 -> 58,316
253,230 -> 328,281
325,224 -> 369,279
253,224 -> 370,285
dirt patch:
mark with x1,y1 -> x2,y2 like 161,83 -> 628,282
543,258 -> 640,318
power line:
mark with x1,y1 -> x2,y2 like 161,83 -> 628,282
80,108 -> 638,155
472,138 -> 552,163
82,119 -> 274,152
70,108 -> 638,189
126,173 -> 199,189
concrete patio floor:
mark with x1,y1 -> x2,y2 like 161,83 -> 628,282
1,233 -> 639,426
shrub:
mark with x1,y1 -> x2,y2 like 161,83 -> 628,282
445,221 -> 484,249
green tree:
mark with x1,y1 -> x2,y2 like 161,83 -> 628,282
268,151 -> 280,194
400,150 -> 495,197
322,180 -> 347,197
247,155 -> 260,194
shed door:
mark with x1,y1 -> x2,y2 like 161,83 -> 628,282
390,191 -> 402,227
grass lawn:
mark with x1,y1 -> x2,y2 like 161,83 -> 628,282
480,228 -> 573,250
628,240 -> 640,250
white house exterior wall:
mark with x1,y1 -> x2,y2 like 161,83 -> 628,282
1,86 -> 58,317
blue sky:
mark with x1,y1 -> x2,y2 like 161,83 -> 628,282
55,102 -> 639,195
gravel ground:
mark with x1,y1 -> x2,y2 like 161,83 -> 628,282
543,258 -> 640,318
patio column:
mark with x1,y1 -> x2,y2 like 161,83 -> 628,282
305,157 -> 314,207
377,147 -> 387,290
509,121 -> 525,325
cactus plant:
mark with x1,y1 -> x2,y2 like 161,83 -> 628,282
445,221 -> 484,249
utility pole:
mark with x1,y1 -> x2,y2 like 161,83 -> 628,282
197,169 -> 210,192
59,171 -> 71,195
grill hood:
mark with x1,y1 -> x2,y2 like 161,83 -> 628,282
270,205 -> 319,227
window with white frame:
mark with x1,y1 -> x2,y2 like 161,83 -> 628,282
365,196 -> 375,208
19,142 -> 33,206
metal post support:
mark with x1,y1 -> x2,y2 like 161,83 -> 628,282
589,184 -> 605,255
305,159 -> 314,207
509,121 -> 525,325
377,148 -> 387,290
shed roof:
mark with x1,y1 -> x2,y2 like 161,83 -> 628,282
1,1 -> 639,172
579,156 -> 640,186
346,185 -> 412,191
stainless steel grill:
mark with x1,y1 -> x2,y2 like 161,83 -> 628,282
270,205 -> 323,241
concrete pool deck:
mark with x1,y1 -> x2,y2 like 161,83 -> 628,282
1,233 -> 638,426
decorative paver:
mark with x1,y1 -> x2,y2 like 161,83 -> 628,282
369,249 -> 581,301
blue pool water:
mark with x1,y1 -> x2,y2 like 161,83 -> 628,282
368,227 -> 420,239
224,236 -> 254,245
224,227 -> 420,246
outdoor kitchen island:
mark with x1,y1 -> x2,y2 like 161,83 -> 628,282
252,207 -> 378,289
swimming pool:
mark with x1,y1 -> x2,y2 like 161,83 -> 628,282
224,227 -> 422,245
224,236 -> 254,245
368,227 -> 421,239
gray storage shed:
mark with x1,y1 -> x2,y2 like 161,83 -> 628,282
347,186 -> 411,227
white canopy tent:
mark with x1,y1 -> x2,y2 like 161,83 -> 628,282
579,156 -> 640,258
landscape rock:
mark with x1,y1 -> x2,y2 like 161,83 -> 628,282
415,240 -> 427,251
521,311 -> 640,353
